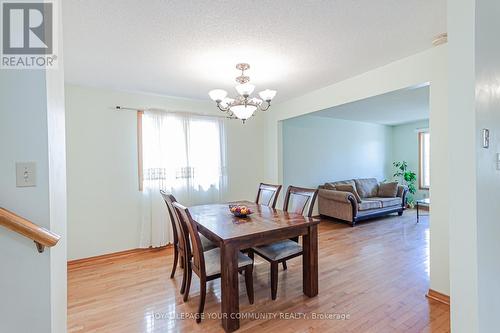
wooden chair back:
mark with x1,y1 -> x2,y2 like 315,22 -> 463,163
160,190 -> 180,246
256,183 -> 282,208
283,186 -> 318,217
172,202 -> 206,277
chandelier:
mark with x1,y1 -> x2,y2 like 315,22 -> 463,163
208,63 -> 277,123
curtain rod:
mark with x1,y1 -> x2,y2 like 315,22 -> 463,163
115,106 -> 231,119
414,127 -> 429,133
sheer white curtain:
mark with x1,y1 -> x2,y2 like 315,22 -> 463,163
140,110 -> 227,248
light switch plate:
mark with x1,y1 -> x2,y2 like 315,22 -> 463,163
482,128 -> 490,148
16,162 -> 37,187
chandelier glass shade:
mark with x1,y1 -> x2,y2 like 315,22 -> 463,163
208,63 -> 276,122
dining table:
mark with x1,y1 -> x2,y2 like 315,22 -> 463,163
188,200 -> 320,332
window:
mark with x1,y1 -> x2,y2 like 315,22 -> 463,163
138,110 -> 226,203
419,131 -> 430,189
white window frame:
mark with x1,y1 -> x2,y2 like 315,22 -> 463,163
419,131 -> 430,189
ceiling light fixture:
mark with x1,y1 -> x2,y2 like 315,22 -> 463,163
208,63 -> 277,123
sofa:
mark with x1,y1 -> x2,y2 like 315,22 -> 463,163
318,178 -> 408,226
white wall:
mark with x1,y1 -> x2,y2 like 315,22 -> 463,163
392,119 -> 430,200
0,11 -> 67,333
475,2 -> 500,331
0,70 -> 52,333
283,115 -> 393,188
448,1 -> 479,332
448,0 -> 500,332
264,46 -> 450,296
65,84 -> 265,260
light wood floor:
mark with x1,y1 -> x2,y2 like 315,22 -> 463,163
68,210 -> 449,333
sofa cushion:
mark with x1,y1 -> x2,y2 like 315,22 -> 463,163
358,200 -> 382,211
354,178 -> 379,198
324,179 -> 355,190
335,184 -> 362,203
378,182 -> 399,197
365,197 -> 402,208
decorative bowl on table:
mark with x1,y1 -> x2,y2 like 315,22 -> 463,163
229,204 -> 253,218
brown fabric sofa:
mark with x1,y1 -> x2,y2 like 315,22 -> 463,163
318,178 -> 408,226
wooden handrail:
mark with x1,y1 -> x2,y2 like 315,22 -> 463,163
0,207 -> 60,253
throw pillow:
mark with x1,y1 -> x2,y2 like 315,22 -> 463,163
354,178 -> 379,198
378,182 -> 399,197
336,184 -> 362,203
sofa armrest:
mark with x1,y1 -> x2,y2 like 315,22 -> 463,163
318,189 -> 358,222
318,189 -> 355,203
397,185 -> 409,208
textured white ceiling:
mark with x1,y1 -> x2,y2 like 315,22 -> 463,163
311,85 -> 429,125
62,0 -> 446,102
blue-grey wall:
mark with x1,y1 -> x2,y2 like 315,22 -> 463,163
283,115 -> 393,189
283,115 -> 430,201
391,119 -> 429,200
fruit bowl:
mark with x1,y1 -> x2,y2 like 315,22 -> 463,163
229,204 -> 253,218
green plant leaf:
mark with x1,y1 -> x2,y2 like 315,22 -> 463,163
393,160 -> 417,195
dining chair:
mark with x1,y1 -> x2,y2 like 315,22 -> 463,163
160,191 -> 216,294
250,185 -> 318,300
255,183 -> 282,208
173,202 -> 255,323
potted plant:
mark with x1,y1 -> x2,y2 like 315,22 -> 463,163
393,161 -> 417,208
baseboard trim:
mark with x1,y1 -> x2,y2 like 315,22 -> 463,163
426,288 -> 450,305
68,244 -> 172,267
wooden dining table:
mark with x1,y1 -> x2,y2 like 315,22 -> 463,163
188,200 -> 320,332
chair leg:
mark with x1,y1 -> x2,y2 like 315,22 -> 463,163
270,262 -> 278,300
183,261 -> 192,302
180,253 -> 185,269
196,279 -> 206,323
247,248 -> 254,261
238,252 -> 245,275
244,265 -> 254,304
284,237 -> 298,270
180,254 -> 187,295
170,246 -> 179,278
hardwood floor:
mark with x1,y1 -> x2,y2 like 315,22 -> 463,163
68,210 -> 450,333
